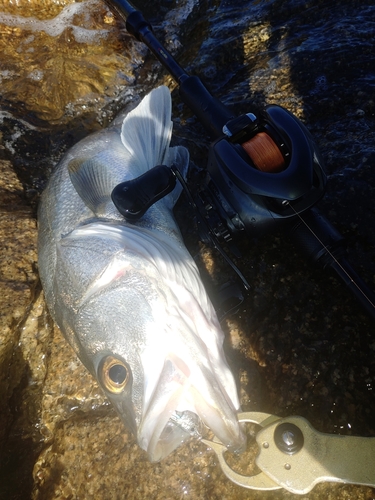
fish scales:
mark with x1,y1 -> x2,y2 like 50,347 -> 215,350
38,86 -> 245,461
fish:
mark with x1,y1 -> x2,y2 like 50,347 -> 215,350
38,85 -> 245,461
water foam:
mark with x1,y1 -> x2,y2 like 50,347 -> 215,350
0,0 -> 110,44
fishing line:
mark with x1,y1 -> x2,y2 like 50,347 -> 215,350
106,0 -> 375,321
241,132 -> 286,173
284,200 -> 375,312
171,165 -> 251,292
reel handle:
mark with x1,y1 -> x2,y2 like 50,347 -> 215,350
106,0 -> 375,322
111,165 -> 176,222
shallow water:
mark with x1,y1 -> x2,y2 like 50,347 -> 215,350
0,0 -> 375,498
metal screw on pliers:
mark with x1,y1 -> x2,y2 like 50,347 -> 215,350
274,422 -> 304,455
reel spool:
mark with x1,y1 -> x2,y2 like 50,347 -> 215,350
105,0 -> 326,235
222,111 -> 287,174
106,0 -> 375,321
205,105 -> 326,237
241,132 -> 286,173
112,105 -> 326,239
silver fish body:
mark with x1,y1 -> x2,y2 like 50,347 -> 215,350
38,86 -> 245,461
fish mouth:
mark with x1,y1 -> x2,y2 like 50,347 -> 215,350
137,355 -> 246,462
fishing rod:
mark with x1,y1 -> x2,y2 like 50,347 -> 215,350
106,0 -> 375,322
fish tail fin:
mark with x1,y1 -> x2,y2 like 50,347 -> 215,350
121,86 -> 189,207
121,85 -> 173,171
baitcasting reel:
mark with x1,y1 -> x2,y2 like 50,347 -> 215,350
190,101 -> 326,238
108,0 -> 375,321
112,102 -> 326,233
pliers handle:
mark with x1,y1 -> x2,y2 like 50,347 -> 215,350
202,412 -> 375,495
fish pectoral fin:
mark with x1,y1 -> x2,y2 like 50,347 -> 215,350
68,156 -> 117,218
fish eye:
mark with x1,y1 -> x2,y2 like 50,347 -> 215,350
99,356 -> 130,394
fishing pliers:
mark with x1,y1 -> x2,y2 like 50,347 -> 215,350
202,412 -> 375,494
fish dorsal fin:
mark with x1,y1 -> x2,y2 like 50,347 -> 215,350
68,156 -> 117,218
120,86 -> 172,173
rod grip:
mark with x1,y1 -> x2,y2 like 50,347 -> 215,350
179,76 -> 234,138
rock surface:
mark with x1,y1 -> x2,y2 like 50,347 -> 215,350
0,0 -> 374,499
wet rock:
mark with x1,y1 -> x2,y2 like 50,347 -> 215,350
0,0 -> 375,499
